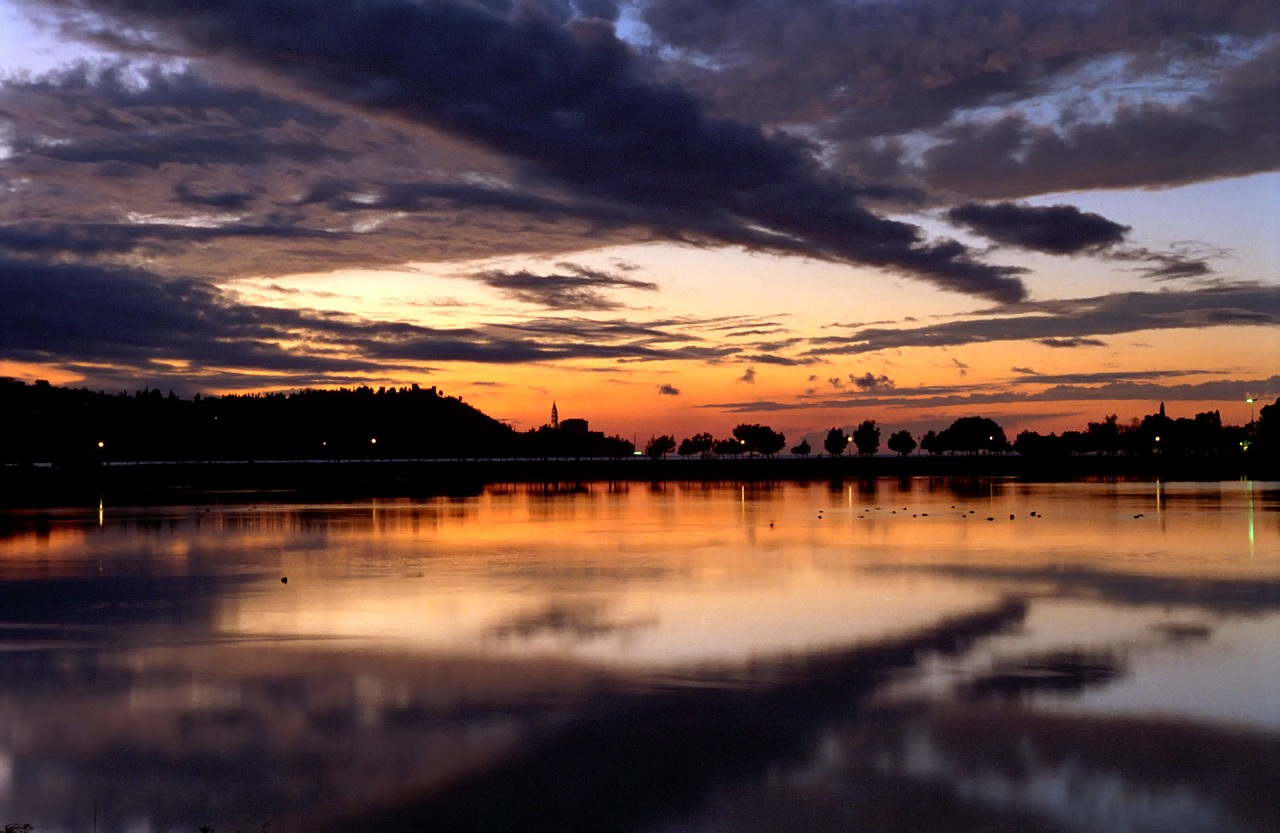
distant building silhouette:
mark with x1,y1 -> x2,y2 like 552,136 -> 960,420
560,418 -> 589,434
551,401 -> 559,430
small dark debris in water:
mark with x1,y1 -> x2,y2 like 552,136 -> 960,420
987,517 -> 995,522
1010,514 -> 1015,520
280,576 -> 288,584
912,514 -> 917,518
1134,513 -> 1145,519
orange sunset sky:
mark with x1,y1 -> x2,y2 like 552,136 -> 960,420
1,0 -> 1276,445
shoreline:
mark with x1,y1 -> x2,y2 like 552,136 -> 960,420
0,454 -> 1268,507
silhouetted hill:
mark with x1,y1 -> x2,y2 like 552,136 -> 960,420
0,379 -> 521,464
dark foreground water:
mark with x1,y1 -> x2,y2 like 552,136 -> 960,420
0,478 -> 1276,833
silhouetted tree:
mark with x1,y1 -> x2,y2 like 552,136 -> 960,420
732,423 -> 786,457
644,435 -> 676,460
1187,410 -> 1224,455
1058,430 -> 1087,455
1013,430 -> 1063,457
1253,397 -> 1280,467
678,432 -> 714,457
887,429 -> 916,456
712,437 -> 745,456
851,419 -> 880,455
823,427 -> 848,457
919,429 -> 942,456
936,416 -> 1008,454
1086,414 -> 1121,455
791,439 -> 812,457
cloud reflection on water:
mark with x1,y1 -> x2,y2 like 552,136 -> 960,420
0,479 -> 1275,832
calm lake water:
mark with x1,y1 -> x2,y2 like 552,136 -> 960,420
1,478 -> 1277,833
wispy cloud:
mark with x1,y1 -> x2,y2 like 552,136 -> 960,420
700,374 -> 1280,414
806,285 -> 1280,356
469,265 -> 658,311
0,254 -> 758,388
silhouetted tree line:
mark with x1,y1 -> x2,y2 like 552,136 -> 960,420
0,379 -> 634,464
1010,408 -> 1263,460
659,404 -> 1275,469
3,378 -> 1275,472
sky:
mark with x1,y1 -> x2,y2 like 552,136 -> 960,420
0,0 -> 1277,444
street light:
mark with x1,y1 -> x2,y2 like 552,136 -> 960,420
1247,397 -> 1256,424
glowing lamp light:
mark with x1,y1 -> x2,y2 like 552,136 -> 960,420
97,441 -> 104,449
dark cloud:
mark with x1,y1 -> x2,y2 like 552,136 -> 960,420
1038,337 -> 1107,348
575,0 -> 620,23
806,284 -> 1280,356
645,0 -> 1280,192
738,351 -> 813,367
0,60 -> 609,277
21,0 -> 1026,301
921,40 -> 1280,198
947,202 -> 1130,255
173,183 -> 258,210
470,265 -> 658,310
701,373 -> 1280,414
0,255 -> 753,386
1006,369 -> 1204,386
657,384 -> 680,396
0,219 -> 343,259
10,128 -> 348,168
739,367 -> 757,384
851,373 -> 894,392
1110,246 -> 1217,282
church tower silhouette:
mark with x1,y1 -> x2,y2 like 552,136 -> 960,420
551,401 -> 559,430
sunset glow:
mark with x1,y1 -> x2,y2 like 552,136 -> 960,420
0,1 -> 1276,443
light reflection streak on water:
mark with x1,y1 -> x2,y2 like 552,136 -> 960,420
1248,477 -> 1255,550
